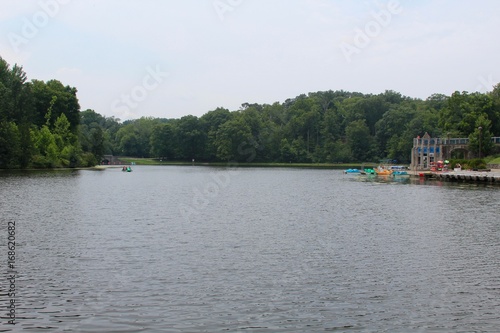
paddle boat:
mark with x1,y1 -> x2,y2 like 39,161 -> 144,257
357,163 -> 376,176
389,165 -> 409,177
375,166 -> 392,176
363,168 -> 376,175
344,168 -> 361,174
122,166 -> 132,172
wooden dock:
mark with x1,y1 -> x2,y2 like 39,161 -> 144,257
412,170 -> 500,183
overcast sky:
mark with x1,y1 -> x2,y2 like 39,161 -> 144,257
1,0 -> 499,121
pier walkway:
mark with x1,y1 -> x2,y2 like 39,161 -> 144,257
414,169 -> 500,183
432,170 -> 500,183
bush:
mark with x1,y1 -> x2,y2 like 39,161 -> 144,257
450,158 -> 486,170
31,155 -> 52,168
80,152 -> 98,167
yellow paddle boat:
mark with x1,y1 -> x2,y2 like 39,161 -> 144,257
375,166 -> 392,176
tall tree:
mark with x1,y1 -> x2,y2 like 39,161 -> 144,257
215,115 -> 253,162
346,120 -> 374,162
150,122 -> 175,159
32,79 -> 80,132
439,91 -> 493,136
200,107 -> 232,161
0,121 -> 21,168
468,115 -> 494,157
174,115 -> 206,160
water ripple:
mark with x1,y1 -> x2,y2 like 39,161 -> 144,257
0,167 -> 498,332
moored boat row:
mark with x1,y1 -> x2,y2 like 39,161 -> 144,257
344,165 -> 409,177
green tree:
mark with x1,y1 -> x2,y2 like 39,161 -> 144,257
290,136 -> 309,162
115,117 -> 159,157
338,95 -> 388,137
468,115 -> 493,157
279,138 -> 293,162
439,91 -> 493,136
32,125 -> 60,167
116,125 -> 140,156
200,107 -> 232,161
215,115 -> 253,162
0,57 -> 35,168
0,121 -> 21,168
375,104 -> 417,157
150,123 -> 175,158
489,83 -> 500,135
53,113 -> 75,148
327,139 -> 351,163
346,120 -> 374,162
79,109 -> 107,162
174,115 -> 206,160
32,79 -> 80,132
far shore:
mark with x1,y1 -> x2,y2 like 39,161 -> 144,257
108,159 -> 380,169
3,158 -> 499,172
100,160 -> 500,174
0,166 -> 108,172
0,163 -> 373,172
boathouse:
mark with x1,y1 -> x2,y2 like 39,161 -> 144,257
410,132 -> 500,170
102,155 -> 124,165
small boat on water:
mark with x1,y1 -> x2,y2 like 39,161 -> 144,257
348,163 -> 377,176
122,166 -> 132,172
373,164 -> 410,176
389,166 -> 409,177
375,166 -> 392,176
362,168 -> 376,175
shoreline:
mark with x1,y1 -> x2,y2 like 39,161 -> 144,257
101,162 -> 376,169
3,162 -> 499,173
0,163 -> 376,172
0,165 -> 110,172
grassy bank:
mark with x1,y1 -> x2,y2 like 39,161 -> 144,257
487,156 -> 500,164
118,157 -> 375,169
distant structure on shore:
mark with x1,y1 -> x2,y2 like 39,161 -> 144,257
410,132 -> 500,170
101,155 -> 124,165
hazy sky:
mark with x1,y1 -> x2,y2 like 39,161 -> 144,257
1,0 -> 499,120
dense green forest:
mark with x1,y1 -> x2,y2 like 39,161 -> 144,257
1,56 -> 499,168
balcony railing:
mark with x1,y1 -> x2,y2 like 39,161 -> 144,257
414,137 -> 500,146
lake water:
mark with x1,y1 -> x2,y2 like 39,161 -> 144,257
1,166 -> 499,332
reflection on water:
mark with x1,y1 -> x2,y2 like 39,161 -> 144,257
0,166 -> 499,332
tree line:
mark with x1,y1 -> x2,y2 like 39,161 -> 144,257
1,55 -> 499,169
0,57 -> 87,168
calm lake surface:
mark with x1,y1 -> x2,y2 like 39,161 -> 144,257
1,166 -> 499,332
